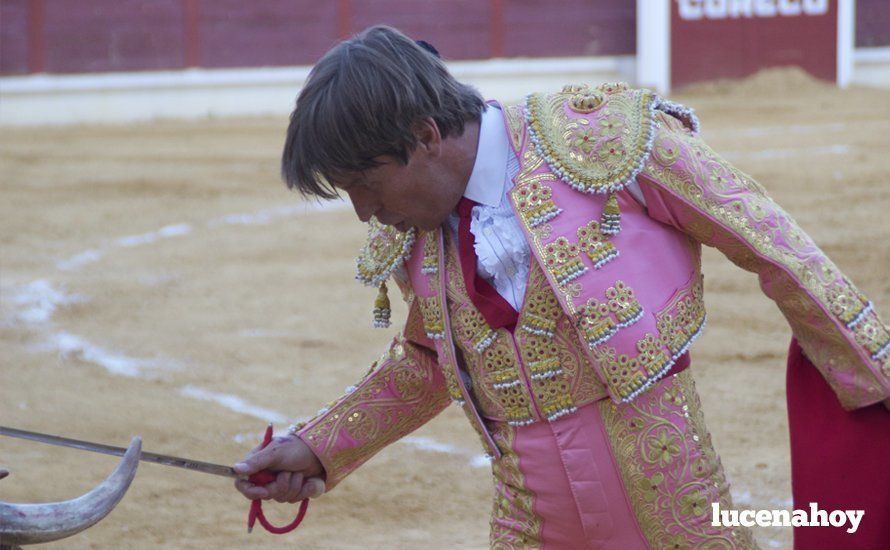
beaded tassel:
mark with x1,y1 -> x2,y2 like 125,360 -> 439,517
600,193 -> 621,235
373,282 -> 391,328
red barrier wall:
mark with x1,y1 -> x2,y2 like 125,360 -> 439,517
671,0 -> 838,89
0,0 -> 635,76
1,0 -> 887,76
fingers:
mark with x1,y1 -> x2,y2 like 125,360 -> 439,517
269,471 -> 293,503
234,474 -> 325,502
283,472 -> 305,503
234,478 -> 269,500
291,476 -> 325,502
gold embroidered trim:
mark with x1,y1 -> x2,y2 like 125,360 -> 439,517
524,87 -> 660,194
542,236 -> 588,286
577,220 -> 619,269
513,181 -> 563,227
489,422 -> 543,548
592,280 -> 706,402
454,307 -> 498,354
421,232 -> 438,275
355,218 -> 416,287
417,296 -> 446,340
597,372 -> 757,548
644,123 -> 890,403
576,280 -> 644,348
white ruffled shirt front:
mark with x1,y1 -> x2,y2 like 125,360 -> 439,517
447,105 -> 529,310
447,104 -> 647,311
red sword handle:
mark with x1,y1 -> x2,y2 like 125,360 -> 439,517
246,424 -> 310,534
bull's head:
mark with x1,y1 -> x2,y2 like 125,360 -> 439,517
0,437 -> 141,547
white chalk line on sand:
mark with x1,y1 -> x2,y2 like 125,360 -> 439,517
15,199 -> 490,467
56,199 -> 350,271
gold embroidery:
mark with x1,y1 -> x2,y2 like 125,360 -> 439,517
643,123 -> 890,406
301,339 -> 451,487
591,279 -> 705,402
542,236 -> 588,286
524,87 -> 659,194
453,307 -> 497,353
355,218 -> 416,286
577,280 -> 644,348
421,232 -> 438,274
597,372 -> 758,548
489,422 -> 543,548
513,181 -> 562,227
576,220 -> 619,268
417,296 -> 446,340
656,276 -> 706,358
568,90 -> 605,113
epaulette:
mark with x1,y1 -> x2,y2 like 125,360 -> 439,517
524,82 -> 700,197
355,219 -> 417,328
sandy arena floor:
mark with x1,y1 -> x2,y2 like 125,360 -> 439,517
1,69 -> 889,549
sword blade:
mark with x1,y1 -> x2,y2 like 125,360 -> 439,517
0,425 -> 239,479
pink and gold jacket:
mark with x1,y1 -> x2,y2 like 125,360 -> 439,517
295,83 -> 890,490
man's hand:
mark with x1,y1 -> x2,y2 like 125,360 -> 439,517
233,434 -> 326,503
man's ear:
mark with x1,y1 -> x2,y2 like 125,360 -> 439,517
413,117 -> 442,157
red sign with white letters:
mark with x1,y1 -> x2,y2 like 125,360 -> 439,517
670,0 -> 838,88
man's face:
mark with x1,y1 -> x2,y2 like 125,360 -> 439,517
333,156 -> 457,232
330,119 -> 468,232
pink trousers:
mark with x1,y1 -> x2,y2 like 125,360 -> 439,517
486,371 -> 757,549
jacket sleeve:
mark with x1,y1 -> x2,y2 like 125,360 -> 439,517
294,284 -> 451,490
636,111 -> 890,410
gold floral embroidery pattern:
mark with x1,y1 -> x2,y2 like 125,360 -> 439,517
657,276 -> 706,358
489,421 -> 543,548
513,181 -> 563,227
591,280 -> 705,402
543,236 -> 588,286
577,220 -> 619,269
454,307 -> 497,353
597,371 -> 758,549
421,231 -> 438,275
299,338 -> 451,488
443,240 -> 537,426
517,265 -> 580,421
577,280 -> 645,348
524,88 -> 659,194
417,296 -> 446,340
521,276 -> 560,338
355,218 -> 417,287
643,121 -> 890,406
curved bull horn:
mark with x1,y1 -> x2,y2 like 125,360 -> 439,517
0,437 -> 141,546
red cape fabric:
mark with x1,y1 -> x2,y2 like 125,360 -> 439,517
786,338 -> 890,549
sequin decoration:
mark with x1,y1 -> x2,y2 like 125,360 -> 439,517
577,281 -> 644,348
543,236 -> 588,286
513,181 -> 563,227
643,121 -> 890,407
592,279 -> 706,402
576,220 -> 619,269
596,371 -> 757,548
489,422 -> 543,547
524,86 -> 660,195
421,232 -> 438,275
355,218 -> 416,287
454,307 -> 498,354
417,296 -> 446,340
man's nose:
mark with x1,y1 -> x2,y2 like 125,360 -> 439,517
348,189 -> 378,223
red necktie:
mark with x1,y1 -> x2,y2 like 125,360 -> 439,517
456,197 -> 518,331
